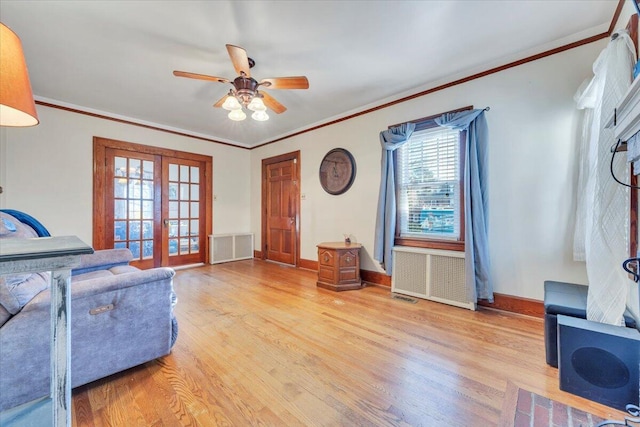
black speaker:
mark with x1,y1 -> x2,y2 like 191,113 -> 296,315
558,315 -> 640,411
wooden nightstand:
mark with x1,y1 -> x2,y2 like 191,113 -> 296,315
316,242 -> 363,291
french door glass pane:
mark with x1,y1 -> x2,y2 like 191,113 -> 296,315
143,241 -> 153,258
142,201 -> 153,219
114,179 -> 126,198
142,221 -> 153,239
168,162 -> 200,256
169,201 -> 178,218
169,164 -> 179,181
143,161 -> 153,178
113,156 -> 155,261
115,157 -> 127,176
114,200 -> 126,219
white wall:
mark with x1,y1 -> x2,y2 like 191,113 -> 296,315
616,2 -> 638,33
0,105 -> 251,245
250,40 -> 609,301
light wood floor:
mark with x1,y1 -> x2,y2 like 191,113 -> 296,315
71,259 -> 626,426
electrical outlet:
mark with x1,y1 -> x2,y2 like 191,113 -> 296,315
301,194 -> 306,200
214,195 -> 217,201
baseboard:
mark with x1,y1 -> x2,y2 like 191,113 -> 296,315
254,250 -> 262,258
360,269 -> 391,287
298,258 -> 318,270
478,293 -> 544,318
262,256 -> 542,318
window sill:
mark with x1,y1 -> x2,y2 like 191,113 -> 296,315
394,237 -> 464,252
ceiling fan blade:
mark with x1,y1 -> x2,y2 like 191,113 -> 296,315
213,94 -> 228,108
259,76 -> 309,90
260,91 -> 286,114
173,70 -> 229,84
226,44 -> 251,77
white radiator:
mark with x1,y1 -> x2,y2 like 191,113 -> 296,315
391,246 -> 475,310
209,233 -> 254,264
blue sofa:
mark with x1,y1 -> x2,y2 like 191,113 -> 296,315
0,211 -> 178,412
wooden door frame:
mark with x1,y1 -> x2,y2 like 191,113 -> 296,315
261,151 -> 301,266
93,137 -> 213,265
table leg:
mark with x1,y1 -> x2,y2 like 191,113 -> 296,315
50,269 -> 71,427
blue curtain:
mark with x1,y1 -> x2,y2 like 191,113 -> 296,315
373,122 -> 416,275
436,109 -> 493,302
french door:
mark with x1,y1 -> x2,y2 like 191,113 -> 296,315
94,137 -> 212,268
162,157 -> 205,267
107,149 -> 160,269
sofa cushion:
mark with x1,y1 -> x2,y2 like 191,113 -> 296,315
0,212 -> 38,239
72,249 -> 133,275
0,304 -> 11,327
108,265 -> 140,275
0,209 -> 50,237
0,212 -> 50,314
72,265 -> 140,283
0,273 -> 49,315
72,270 -> 114,283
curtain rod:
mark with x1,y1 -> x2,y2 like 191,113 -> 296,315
389,106 -> 490,129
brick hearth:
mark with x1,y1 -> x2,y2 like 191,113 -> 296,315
515,388 -> 606,427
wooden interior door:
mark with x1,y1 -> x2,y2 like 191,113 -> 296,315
262,152 -> 300,265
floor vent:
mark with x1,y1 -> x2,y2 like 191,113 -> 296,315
391,293 -> 418,304
209,233 -> 254,264
392,246 -> 475,310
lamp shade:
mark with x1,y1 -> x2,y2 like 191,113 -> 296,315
251,110 -> 269,121
228,109 -> 246,121
0,23 -> 38,127
247,97 -> 266,112
222,95 -> 241,111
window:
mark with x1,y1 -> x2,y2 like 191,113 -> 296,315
395,117 -> 465,250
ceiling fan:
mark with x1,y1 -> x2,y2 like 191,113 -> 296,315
173,44 -> 309,121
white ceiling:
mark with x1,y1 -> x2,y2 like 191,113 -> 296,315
1,1 -> 617,148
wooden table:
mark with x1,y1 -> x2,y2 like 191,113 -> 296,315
0,236 -> 93,427
316,242 -> 363,291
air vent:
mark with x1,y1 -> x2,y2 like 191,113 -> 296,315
392,246 -> 474,310
209,233 -> 254,264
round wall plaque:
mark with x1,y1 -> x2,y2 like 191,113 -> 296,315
319,148 -> 356,195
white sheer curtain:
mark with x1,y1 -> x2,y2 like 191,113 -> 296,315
574,30 -> 636,326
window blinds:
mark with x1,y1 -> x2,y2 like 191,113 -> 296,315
397,126 -> 460,239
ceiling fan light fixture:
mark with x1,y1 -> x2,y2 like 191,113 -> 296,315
228,109 -> 246,121
247,96 -> 266,112
251,110 -> 269,121
175,44 -> 308,123
222,95 -> 241,111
